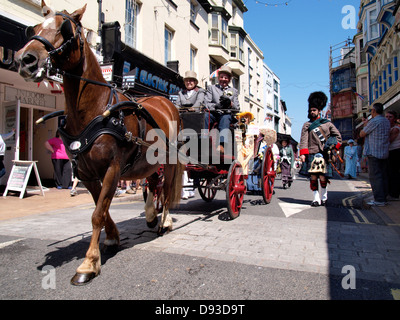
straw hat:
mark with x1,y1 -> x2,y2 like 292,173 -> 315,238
183,70 -> 198,83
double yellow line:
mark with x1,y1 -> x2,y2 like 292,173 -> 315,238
342,194 -> 373,224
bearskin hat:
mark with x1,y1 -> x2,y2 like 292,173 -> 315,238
308,91 -> 328,111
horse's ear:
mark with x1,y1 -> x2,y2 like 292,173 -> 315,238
25,26 -> 36,39
60,19 -> 73,40
41,0 -> 53,17
71,4 -> 87,22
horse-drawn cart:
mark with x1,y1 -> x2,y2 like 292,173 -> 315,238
179,110 -> 277,219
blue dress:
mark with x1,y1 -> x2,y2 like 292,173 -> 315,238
344,146 -> 358,178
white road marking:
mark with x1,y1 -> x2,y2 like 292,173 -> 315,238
0,238 -> 24,249
278,202 -> 310,218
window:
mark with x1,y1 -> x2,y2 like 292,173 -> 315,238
210,14 -> 219,45
230,33 -> 236,58
249,74 -> 253,96
364,8 -> 379,42
274,95 -> 279,113
209,13 -> 228,49
273,79 -> 279,93
190,47 -> 197,71
190,2 -> 197,23
221,18 -> 227,48
359,38 -> 366,64
248,48 -> 252,68
369,9 -> 379,40
238,36 -> 244,61
125,0 -> 140,48
164,27 -> 173,65
394,56 -> 399,82
230,32 -> 244,63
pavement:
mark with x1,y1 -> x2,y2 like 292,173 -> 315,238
0,173 -> 398,225
0,184 -> 143,221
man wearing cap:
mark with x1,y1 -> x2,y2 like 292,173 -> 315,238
204,65 -> 240,153
175,70 -> 205,111
360,103 -> 390,206
299,91 -> 342,207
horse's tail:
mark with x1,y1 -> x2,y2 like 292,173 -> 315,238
168,160 -> 185,207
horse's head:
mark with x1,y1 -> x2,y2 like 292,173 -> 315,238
15,1 -> 87,82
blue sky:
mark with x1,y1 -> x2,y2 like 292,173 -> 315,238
243,0 -> 360,143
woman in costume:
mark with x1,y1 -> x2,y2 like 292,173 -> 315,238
344,139 -> 358,179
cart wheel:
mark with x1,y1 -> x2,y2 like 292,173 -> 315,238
226,160 -> 246,219
198,178 -> 217,202
261,147 -> 276,204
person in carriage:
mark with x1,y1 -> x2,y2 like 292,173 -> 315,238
299,91 -> 342,207
175,70 -> 205,112
174,70 -> 205,199
203,65 -> 240,154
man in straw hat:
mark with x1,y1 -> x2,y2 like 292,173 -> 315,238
204,65 -> 240,153
175,70 -> 205,111
299,91 -> 342,207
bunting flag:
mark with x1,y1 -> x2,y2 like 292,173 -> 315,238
352,89 -> 365,101
209,62 -> 230,79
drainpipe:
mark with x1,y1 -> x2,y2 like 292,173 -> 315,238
97,0 -> 104,52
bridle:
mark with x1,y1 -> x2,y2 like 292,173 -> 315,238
26,12 -> 85,73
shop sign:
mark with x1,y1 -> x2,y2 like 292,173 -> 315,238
133,68 -> 182,95
101,64 -> 114,82
5,87 -> 56,108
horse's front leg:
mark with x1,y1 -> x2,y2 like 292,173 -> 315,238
70,177 -> 119,286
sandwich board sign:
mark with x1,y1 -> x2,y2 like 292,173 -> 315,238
3,160 -> 44,199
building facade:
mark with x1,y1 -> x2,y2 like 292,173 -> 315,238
354,0 -> 400,128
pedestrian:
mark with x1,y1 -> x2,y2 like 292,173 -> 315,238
385,110 -> 400,201
204,65 -> 240,154
344,139 -> 358,179
299,91 -> 342,207
70,177 -> 79,196
44,131 -> 72,189
279,137 -> 295,189
0,128 -> 15,179
359,103 -> 390,206
175,70 -> 205,112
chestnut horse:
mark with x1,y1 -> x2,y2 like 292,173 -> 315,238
15,2 -> 184,285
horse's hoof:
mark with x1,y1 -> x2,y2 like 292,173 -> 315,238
157,226 -> 171,236
146,217 -> 158,229
102,244 -> 119,254
70,272 -> 97,286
